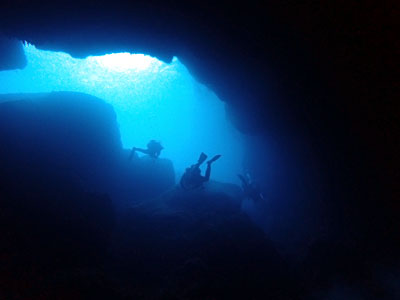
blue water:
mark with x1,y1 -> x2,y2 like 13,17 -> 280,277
0,43 -> 244,183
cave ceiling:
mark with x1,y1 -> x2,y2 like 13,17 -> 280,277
0,0 -> 396,138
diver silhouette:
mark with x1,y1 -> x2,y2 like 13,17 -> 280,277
129,140 -> 164,160
238,172 -> 265,202
180,152 -> 221,190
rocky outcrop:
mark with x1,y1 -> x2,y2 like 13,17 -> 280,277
111,186 -> 299,299
0,92 -> 175,298
0,92 -> 119,297
111,151 -> 176,208
0,92 -> 122,191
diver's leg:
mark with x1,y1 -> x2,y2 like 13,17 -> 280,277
203,154 -> 221,182
194,152 -> 207,168
204,162 -> 211,182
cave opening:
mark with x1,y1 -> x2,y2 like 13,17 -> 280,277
0,43 -> 245,184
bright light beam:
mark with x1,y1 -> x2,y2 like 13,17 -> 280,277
92,53 -> 160,71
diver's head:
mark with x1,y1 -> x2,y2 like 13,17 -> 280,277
147,140 -> 163,151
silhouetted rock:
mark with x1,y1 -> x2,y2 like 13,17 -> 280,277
0,34 -> 26,70
0,91 -> 122,192
1,167 -> 116,298
0,92 -> 120,298
0,91 -> 181,299
111,151 -> 175,209
111,186 -> 300,299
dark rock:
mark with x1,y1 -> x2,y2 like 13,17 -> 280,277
111,151 -> 175,208
0,91 -> 122,192
111,186 -> 300,299
0,91 -> 183,299
0,34 -> 26,70
0,167 -> 116,298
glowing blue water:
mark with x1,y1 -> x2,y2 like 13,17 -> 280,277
0,43 -> 244,183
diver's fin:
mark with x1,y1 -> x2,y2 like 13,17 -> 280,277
207,154 -> 221,164
197,152 -> 208,165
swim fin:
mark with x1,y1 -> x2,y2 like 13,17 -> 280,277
197,152 -> 208,165
207,154 -> 221,164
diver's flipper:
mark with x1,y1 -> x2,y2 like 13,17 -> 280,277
197,152 -> 208,165
207,154 -> 221,164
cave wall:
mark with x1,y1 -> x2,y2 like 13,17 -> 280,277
0,34 -> 26,70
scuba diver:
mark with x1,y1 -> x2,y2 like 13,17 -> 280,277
238,172 -> 265,202
129,140 -> 164,160
180,152 -> 221,190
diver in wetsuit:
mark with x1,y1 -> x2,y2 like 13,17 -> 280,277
180,152 -> 221,190
129,140 -> 164,160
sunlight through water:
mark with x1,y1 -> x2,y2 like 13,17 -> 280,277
0,43 -> 244,183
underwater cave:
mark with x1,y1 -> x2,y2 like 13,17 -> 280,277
0,1 -> 398,299
0,43 -> 245,184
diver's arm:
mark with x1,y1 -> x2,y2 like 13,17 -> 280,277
128,147 -> 136,161
134,147 -> 150,155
